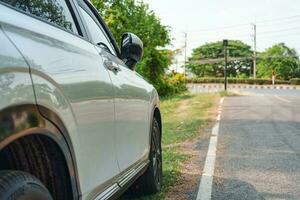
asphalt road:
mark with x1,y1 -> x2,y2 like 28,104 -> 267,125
212,91 -> 300,200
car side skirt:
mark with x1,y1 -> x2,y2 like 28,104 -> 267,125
93,159 -> 150,200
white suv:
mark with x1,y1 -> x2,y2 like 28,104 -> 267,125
0,0 -> 162,199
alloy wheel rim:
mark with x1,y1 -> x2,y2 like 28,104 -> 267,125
152,123 -> 162,187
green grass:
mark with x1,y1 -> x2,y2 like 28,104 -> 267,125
123,93 -> 219,200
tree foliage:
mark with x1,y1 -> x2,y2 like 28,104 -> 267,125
187,40 -> 253,77
257,43 -> 300,80
92,0 -> 172,89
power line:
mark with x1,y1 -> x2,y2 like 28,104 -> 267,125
257,18 -> 300,27
257,32 -> 300,39
186,25 -> 300,41
173,14 -> 300,57
185,15 -> 300,34
188,25 -> 300,39
186,27 -> 300,41
256,14 -> 300,24
187,26 -> 251,34
258,26 -> 300,35
187,23 -> 250,33
184,24 -> 300,47
188,31 -> 252,40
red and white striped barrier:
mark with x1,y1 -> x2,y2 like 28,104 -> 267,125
188,84 -> 300,91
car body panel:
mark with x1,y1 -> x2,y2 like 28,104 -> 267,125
0,4 -> 119,196
0,19 -> 80,199
96,48 -> 153,172
0,25 -> 36,119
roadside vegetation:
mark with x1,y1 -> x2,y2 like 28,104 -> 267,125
187,41 -> 300,82
92,0 -> 186,97
122,92 -> 220,200
91,1 -> 300,95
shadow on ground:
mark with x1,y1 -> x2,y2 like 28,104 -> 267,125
212,177 -> 265,200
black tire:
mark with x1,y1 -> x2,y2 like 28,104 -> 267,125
131,117 -> 162,195
0,170 -> 53,200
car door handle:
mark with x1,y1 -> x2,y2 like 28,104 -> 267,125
104,60 -> 121,72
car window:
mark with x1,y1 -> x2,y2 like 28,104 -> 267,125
1,0 -> 78,34
78,6 -> 116,55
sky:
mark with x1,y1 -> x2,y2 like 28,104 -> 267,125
143,0 -> 300,70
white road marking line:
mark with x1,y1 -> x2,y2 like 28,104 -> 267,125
216,108 -> 222,121
196,97 -> 224,200
220,98 -> 224,104
274,95 -> 291,103
216,114 -> 221,122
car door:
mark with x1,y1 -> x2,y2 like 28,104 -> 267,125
0,0 -> 119,197
109,59 -> 153,172
78,0 -> 153,172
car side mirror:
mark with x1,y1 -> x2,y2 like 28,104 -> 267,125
121,33 -> 143,70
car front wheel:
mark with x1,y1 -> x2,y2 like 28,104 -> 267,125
131,117 -> 162,195
0,170 -> 53,200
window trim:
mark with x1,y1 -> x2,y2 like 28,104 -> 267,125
0,0 -> 84,37
77,0 -> 121,58
77,4 -> 116,55
68,0 -> 88,38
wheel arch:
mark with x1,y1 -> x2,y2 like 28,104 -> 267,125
147,105 -> 162,153
0,103 -> 80,199
153,107 -> 162,135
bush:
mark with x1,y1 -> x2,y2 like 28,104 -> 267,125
189,77 -> 223,84
154,74 -> 187,97
276,80 -> 290,85
168,74 -> 187,91
290,78 -> 300,85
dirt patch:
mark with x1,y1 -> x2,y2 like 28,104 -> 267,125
163,120 -> 217,199
164,140 -> 202,200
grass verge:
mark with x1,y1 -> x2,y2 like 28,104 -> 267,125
123,92 -> 220,200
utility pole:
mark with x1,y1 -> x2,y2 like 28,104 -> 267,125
252,23 -> 257,78
184,32 -> 187,84
223,39 -> 228,91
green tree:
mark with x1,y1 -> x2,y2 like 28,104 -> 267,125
257,43 -> 300,80
187,40 -> 253,77
92,0 -> 171,88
